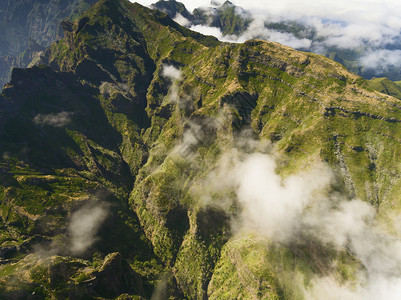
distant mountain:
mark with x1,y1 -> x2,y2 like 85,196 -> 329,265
1,0 -> 401,298
368,77 -> 401,100
152,0 -> 252,36
0,0 -> 98,90
151,0 -> 194,22
192,0 -> 251,35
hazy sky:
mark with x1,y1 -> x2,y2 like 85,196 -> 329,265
133,0 -> 401,19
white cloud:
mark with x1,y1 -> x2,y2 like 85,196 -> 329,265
161,64 -> 182,103
303,276 -> 361,300
233,153 -> 331,243
134,0 -> 401,74
33,111 -> 73,127
360,49 -> 401,71
68,202 -> 108,255
173,13 -> 191,27
172,122 -> 203,158
235,19 -> 313,49
189,24 -> 225,40
162,64 -> 181,81
134,0 -> 401,24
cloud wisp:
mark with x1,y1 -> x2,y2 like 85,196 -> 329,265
68,202 -> 109,255
161,64 -> 182,81
33,111 -> 73,127
33,200 -> 109,258
161,64 -> 182,103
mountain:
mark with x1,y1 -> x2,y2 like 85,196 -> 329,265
192,0 -> 251,36
1,0 -> 401,298
152,0 -> 251,36
151,0 -> 194,22
0,0 -> 98,90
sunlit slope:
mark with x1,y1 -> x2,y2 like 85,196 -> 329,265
368,77 -> 401,100
1,0 -> 401,298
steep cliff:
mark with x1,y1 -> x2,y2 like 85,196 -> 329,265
0,0 -> 98,90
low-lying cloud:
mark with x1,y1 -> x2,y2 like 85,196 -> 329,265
189,24 -> 225,41
33,111 -> 73,127
68,202 -> 109,255
235,18 -> 313,49
193,141 -> 401,299
161,64 -> 182,103
173,13 -> 191,27
161,64 -> 181,81
360,49 -> 401,72
33,200 -> 109,258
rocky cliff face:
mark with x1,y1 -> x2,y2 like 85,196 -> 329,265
0,0 -> 98,90
1,0 -> 401,298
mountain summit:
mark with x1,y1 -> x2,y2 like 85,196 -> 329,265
1,0 -> 401,298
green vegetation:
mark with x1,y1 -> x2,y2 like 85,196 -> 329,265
368,77 -> 401,100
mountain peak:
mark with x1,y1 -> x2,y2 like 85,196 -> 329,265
151,0 -> 194,20
222,0 -> 235,7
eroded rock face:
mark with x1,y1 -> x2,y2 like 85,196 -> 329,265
0,0 -> 98,90
90,252 -> 145,297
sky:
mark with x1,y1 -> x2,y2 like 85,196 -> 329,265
133,0 -> 401,21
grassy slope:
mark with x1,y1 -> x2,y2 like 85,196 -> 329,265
368,77 -> 401,100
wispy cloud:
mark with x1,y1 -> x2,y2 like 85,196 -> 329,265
360,49 -> 401,72
162,64 -> 182,81
161,64 -> 182,103
173,13 -> 191,27
68,202 -> 109,255
32,200 -> 109,258
189,24 -> 225,40
33,111 -> 73,127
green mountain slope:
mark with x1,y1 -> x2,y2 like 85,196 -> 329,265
368,77 -> 401,100
1,0 -> 401,298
